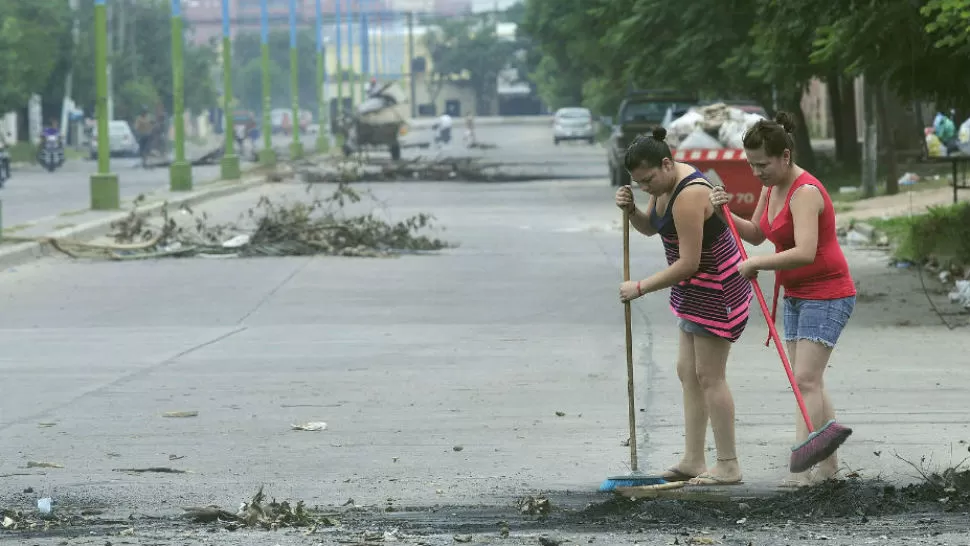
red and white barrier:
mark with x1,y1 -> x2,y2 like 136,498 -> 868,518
672,149 -> 747,161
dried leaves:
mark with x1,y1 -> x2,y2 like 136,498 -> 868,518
104,182 -> 453,259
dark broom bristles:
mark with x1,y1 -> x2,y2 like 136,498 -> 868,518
789,419 -> 852,473
599,473 -> 667,492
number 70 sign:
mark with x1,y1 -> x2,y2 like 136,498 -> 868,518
703,169 -> 755,204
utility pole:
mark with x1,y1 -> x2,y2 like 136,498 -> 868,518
220,0 -> 241,179
91,0 -> 120,210
258,0 -> 276,166
106,0 -> 114,121
360,1 -> 369,99
288,0 -> 304,159
407,11 -> 415,118
169,0 -> 192,191
347,0 -> 356,107
861,75 -> 878,199
315,0 -> 330,153
335,0 -> 344,147
62,0 -> 81,143
372,2 -> 380,81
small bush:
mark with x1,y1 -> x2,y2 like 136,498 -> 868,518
870,202 -> 970,267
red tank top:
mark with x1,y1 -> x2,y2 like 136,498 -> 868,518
759,171 -> 856,300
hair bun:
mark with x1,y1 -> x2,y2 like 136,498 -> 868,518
774,111 -> 795,133
651,127 -> 667,141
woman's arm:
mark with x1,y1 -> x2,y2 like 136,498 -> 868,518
748,185 -> 822,271
714,186 -> 769,244
635,185 -> 707,294
629,194 -> 658,237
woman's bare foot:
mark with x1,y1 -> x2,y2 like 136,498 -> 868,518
687,457 -> 742,486
661,458 -> 707,482
779,471 -> 814,488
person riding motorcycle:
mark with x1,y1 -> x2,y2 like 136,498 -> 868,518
38,120 -> 61,146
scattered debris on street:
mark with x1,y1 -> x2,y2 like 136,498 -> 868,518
162,410 -> 198,418
35,182 -> 451,261
182,486 -> 338,531
296,155 -> 560,183
291,421 -> 327,431
518,495 -> 552,516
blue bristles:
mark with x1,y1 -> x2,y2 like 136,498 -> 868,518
599,475 -> 667,492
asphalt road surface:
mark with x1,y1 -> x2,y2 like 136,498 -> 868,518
0,134 -> 297,228
1,122 -> 605,229
1,120 -> 968,545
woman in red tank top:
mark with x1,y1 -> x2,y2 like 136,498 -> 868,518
710,112 -> 856,487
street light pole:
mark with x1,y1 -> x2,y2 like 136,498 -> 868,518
315,0 -> 330,153
169,0 -> 192,191
347,0 -> 356,107
91,0 -> 120,210
360,2 -> 369,99
288,0 -> 304,159
220,0 -> 241,179
258,0 -> 276,166
335,0 -> 344,145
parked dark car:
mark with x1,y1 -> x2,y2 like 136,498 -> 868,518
605,89 -> 698,187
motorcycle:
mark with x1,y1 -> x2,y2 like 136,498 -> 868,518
38,134 -> 65,172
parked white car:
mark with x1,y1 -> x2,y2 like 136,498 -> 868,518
553,107 -> 595,145
89,120 -> 140,159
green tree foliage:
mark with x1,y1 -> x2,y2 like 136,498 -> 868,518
520,0 -> 970,173
923,0 -> 970,50
0,1 -> 71,114
232,28 -> 321,113
423,16 -> 518,115
1,0 -> 218,126
519,0 -> 628,114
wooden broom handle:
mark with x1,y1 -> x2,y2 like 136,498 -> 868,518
623,208 -> 638,471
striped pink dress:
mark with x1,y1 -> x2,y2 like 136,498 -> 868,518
648,171 -> 752,342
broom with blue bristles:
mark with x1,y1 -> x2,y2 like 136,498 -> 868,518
599,208 -> 668,493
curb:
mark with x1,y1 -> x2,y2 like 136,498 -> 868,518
0,175 -> 267,271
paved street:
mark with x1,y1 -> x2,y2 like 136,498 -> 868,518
1,119 -> 969,544
0,135 -> 297,228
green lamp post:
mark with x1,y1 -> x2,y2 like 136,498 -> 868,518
90,0 -> 120,210
220,0 -> 241,179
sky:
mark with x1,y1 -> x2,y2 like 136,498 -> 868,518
470,0 -> 519,11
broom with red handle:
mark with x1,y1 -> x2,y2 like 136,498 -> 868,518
720,203 -> 852,473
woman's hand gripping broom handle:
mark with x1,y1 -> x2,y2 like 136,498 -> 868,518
719,204 -> 815,433
623,209 -> 638,471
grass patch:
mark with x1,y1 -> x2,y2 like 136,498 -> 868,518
6,142 -> 37,163
814,154 -> 953,203
866,202 -> 970,268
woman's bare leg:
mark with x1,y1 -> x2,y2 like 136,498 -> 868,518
687,334 -> 742,485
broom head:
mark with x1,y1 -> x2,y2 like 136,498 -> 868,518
789,419 -> 852,473
599,472 -> 667,492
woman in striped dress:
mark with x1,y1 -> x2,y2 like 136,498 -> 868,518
615,127 -> 753,486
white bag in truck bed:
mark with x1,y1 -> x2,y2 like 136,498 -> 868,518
678,127 -> 723,149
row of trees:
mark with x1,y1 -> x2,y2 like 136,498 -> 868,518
0,0 -> 217,125
518,0 -> 970,190
1,0 -> 521,130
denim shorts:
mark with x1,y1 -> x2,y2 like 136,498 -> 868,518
782,296 -> 855,348
678,317 -> 715,337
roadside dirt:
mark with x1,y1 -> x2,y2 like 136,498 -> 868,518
5,474 -> 969,545
835,184 -> 970,227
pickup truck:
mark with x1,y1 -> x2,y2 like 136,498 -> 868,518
605,92 -> 766,219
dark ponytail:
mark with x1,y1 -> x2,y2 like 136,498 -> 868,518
623,126 -> 673,171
